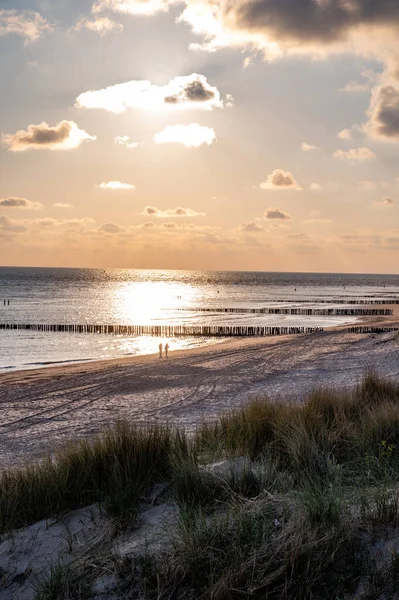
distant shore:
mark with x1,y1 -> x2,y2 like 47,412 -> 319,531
0,305 -> 398,468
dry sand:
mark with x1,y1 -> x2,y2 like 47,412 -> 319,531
0,308 -> 398,469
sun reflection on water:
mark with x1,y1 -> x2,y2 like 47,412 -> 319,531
110,280 -> 199,324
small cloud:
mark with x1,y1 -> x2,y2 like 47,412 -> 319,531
141,205 -> 205,218
340,81 -> 370,93
374,197 -> 395,207
338,128 -> 353,140
153,124 -> 216,148
340,69 -> 377,93
114,136 -> 140,148
225,93 -> 235,107
2,121 -> 96,152
162,222 -> 178,229
333,147 -> 376,161
76,73 -> 223,113
337,125 -> 363,141
0,215 -> 27,233
310,183 -> 322,191
98,181 -> 135,189
0,197 -> 42,209
237,221 -> 265,232
260,169 -> 302,191
98,222 -> 125,233
93,0 -> 172,17
53,203 -> 74,209
0,9 -> 52,43
264,207 -> 292,220
358,180 -> 377,191
74,17 -> 123,34
301,142 -> 320,152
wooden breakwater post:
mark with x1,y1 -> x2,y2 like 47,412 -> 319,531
176,307 -> 393,316
346,326 -> 399,334
0,323 -> 325,337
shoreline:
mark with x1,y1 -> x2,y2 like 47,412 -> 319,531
1,303 -> 398,385
0,305 -> 398,468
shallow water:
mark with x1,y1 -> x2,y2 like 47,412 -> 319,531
1,267 -> 398,371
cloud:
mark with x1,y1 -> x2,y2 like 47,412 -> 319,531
340,70 -> 378,93
0,9 -> 52,43
260,169 -> 302,191
333,147 -> 376,161
0,197 -> 42,209
301,142 -> 320,151
337,128 -> 352,140
2,121 -> 96,152
365,84 -> 399,141
76,73 -> 223,113
178,0 -> 399,58
0,216 -> 27,233
74,17 -> 123,34
98,181 -> 136,189
310,183 -> 322,191
114,136 -> 140,148
53,203 -> 74,208
374,196 -> 395,206
92,0 -> 176,17
98,222 -> 125,233
264,207 -> 291,220
153,124 -> 216,147
237,221 -> 265,232
141,205 -> 205,217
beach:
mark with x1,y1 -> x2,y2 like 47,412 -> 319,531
0,307 -> 398,469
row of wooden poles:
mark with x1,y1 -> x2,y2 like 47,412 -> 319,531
177,307 -> 393,316
242,299 -> 399,305
0,323 -> 324,337
1,323 -> 398,337
346,327 -> 399,334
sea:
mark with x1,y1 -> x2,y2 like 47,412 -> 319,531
1,267 -> 399,372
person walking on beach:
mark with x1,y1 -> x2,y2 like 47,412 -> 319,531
159,343 -> 163,358
164,343 -> 169,358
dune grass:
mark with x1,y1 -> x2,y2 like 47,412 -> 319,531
2,371 -> 399,598
0,422 -> 190,532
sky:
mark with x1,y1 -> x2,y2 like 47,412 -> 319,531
1,0 -> 399,273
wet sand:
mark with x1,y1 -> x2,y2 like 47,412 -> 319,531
0,307 -> 398,468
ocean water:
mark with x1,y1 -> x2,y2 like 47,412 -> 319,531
1,267 -> 399,371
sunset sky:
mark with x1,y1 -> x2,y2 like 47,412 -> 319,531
1,0 -> 399,273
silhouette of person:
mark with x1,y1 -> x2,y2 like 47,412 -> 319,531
159,343 -> 163,358
164,343 -> 169,358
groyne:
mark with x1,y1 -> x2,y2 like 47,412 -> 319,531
0,323 -> 324,337
177,307 -> 393,316
346,327 -> 399,334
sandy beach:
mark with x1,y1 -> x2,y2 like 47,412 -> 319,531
0,307 -> 398,469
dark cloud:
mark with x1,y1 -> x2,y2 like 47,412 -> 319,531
260,169 -> 302,190
238,221 -> 264,232
3,120 -> 95,151
141,205 -> 205,217
162,222 -> 178,228
367,85 -> 399,139
264,207 -> 292,220
164,75 -> 217,105
227,0 -> 399,45
0,197 -> 42,209
99,222 -> 125,233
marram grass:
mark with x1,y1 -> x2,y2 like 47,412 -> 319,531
2,371 -> 399,599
